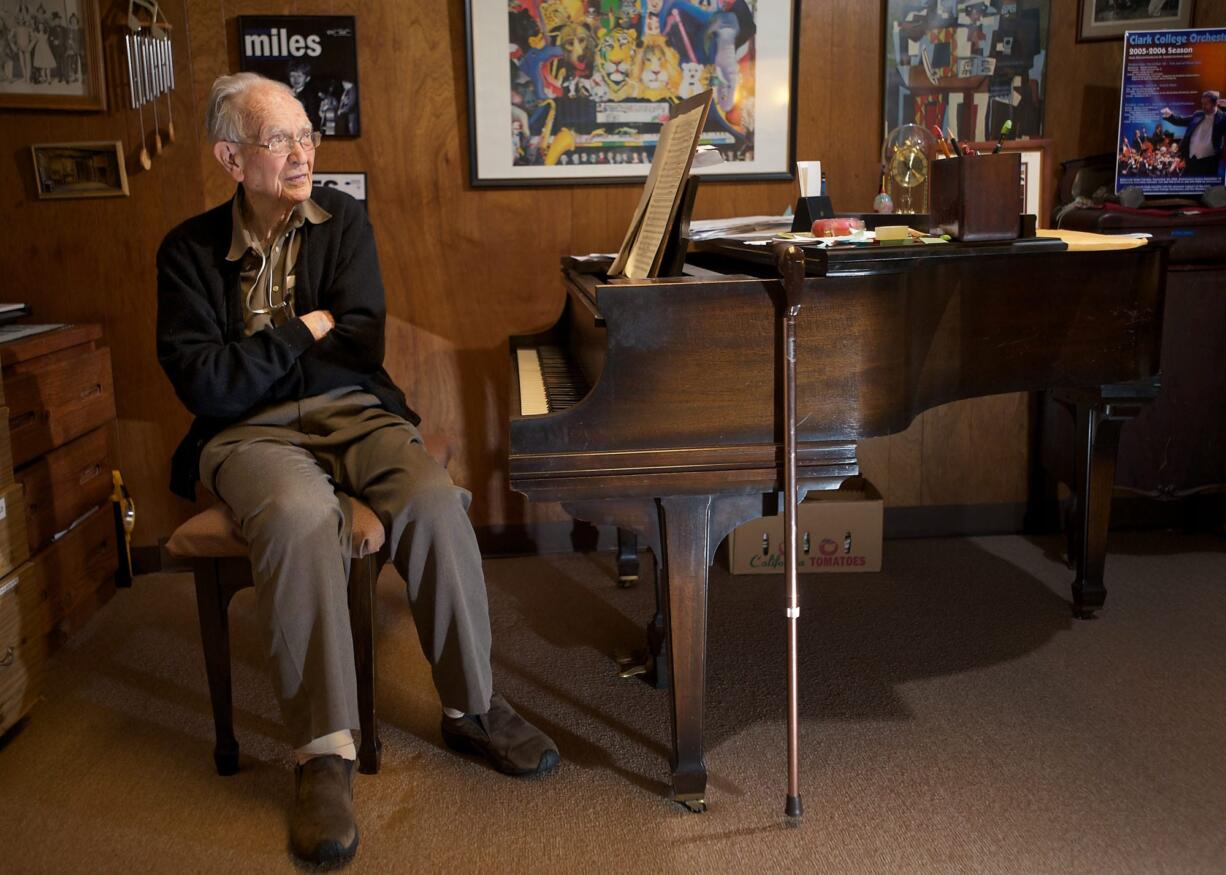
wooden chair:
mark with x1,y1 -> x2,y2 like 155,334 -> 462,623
166,498 -> 387,777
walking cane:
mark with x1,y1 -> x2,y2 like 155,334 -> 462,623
776,243 -> 806,819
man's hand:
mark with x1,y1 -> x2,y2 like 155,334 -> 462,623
1160,107 -> 1172,118
301,310 -> 336,341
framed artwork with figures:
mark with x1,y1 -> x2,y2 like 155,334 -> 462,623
465,0 -> 798,186
0,0 -> 106,111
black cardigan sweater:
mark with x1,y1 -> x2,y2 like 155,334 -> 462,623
156,185 -> 418,499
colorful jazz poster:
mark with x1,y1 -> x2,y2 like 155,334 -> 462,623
1116,28 -> 1226,195
468,1 -> 794,184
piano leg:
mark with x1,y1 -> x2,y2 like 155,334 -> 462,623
658,495 -> 712,812
1070,402 -> 1126,619
646,551 -> 670,691
616,527 -> 640,587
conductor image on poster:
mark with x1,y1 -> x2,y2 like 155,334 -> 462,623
238,15 -> 359,137
1116,28 -> 1226,195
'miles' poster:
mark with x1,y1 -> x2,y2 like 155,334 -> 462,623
1116,28 -> 1226,196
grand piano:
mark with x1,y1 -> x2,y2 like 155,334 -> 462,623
508,233 -> 1166,810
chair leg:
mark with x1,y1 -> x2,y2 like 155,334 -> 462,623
192,559 -> 240,776
349,554 -> 381,775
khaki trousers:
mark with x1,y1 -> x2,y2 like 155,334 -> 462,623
199,387 -> 492,746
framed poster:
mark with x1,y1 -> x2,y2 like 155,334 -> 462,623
0,0 -> 106,111
31,141 -> 128,199
237,15 -> 359,137
313,171 -> 367,209
1077,0 -> 1195,42
884,0 -> 1050,143
466,0 -> 798,186
1115,28 -> 1226,195
963,137 -> 1053,225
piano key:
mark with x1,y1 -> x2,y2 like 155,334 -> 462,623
516,347 -> 549,416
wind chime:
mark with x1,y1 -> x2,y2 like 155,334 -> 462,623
123,0 -> 175,171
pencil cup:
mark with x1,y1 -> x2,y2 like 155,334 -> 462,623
929,152 -> 1021,242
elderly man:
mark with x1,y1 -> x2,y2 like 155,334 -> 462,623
156,73 -> 559,866
1163,90 -> 1226,178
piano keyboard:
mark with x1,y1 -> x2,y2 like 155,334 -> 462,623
516,345 -> 589,416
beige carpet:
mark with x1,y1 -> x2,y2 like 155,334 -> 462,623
2,532 -> 1224,874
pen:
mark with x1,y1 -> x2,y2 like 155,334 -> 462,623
991,119 -> 1013,153
947,127 -> 962,158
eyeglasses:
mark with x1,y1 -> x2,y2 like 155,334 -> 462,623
232,130 -> 322,156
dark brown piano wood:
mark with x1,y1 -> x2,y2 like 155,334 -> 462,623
508,238 -> 1166,811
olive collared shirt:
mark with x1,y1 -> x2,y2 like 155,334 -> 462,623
226,192 -> 332,336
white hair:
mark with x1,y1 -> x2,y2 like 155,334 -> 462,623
205,72 -> 296,144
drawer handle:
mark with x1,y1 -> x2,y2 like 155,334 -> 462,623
79,383 -> 103,400
79,463 -> 104,485
0,646 -> 13,668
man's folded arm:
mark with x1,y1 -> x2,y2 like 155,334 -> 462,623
306,210 -> 387,375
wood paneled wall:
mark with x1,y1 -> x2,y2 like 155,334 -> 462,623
1,0 -> 1222,547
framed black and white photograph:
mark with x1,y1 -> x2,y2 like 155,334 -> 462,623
238,15 -> 360,137
466,0 -> 798,186
1077,0 -> 1196,42
313,171 -> 367,209
31,140 -> 128,199
0,0 -> 106,111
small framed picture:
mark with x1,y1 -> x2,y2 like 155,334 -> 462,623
0,0 -> 107,111
1077,0 -> 1196,42
313,171 -> 367,209
31,141 -> 129,199
237,15 -> 360,137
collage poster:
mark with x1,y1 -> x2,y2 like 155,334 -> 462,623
1116,28 -> 1226,195
884,0 -> 1049,142
470,1 -> 794,183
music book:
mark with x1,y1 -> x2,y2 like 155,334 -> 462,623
609,91 -> 712,280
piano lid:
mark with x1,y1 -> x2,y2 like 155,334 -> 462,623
692,234 -> 1070,277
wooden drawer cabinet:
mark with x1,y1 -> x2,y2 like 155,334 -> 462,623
16,426 -> 113,554
37,506 -> 118,634
4,346 -> 115,467
0,325 -> 119,734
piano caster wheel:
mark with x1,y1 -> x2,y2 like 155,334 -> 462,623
617,574 -> 638,589
1071,604 -> 1099,620
678,797 -> 707,814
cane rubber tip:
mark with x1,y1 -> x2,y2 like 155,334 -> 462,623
785,795 -> 803,818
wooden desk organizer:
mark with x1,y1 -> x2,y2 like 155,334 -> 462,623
930,152 -> 1021,242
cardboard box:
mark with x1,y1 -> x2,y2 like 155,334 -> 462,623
728,478 -> 882,574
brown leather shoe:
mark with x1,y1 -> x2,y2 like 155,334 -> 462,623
290,755 -> 359,866
441,693 -> 561,776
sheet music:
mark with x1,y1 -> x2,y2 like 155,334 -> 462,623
610,91 -> 712,279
